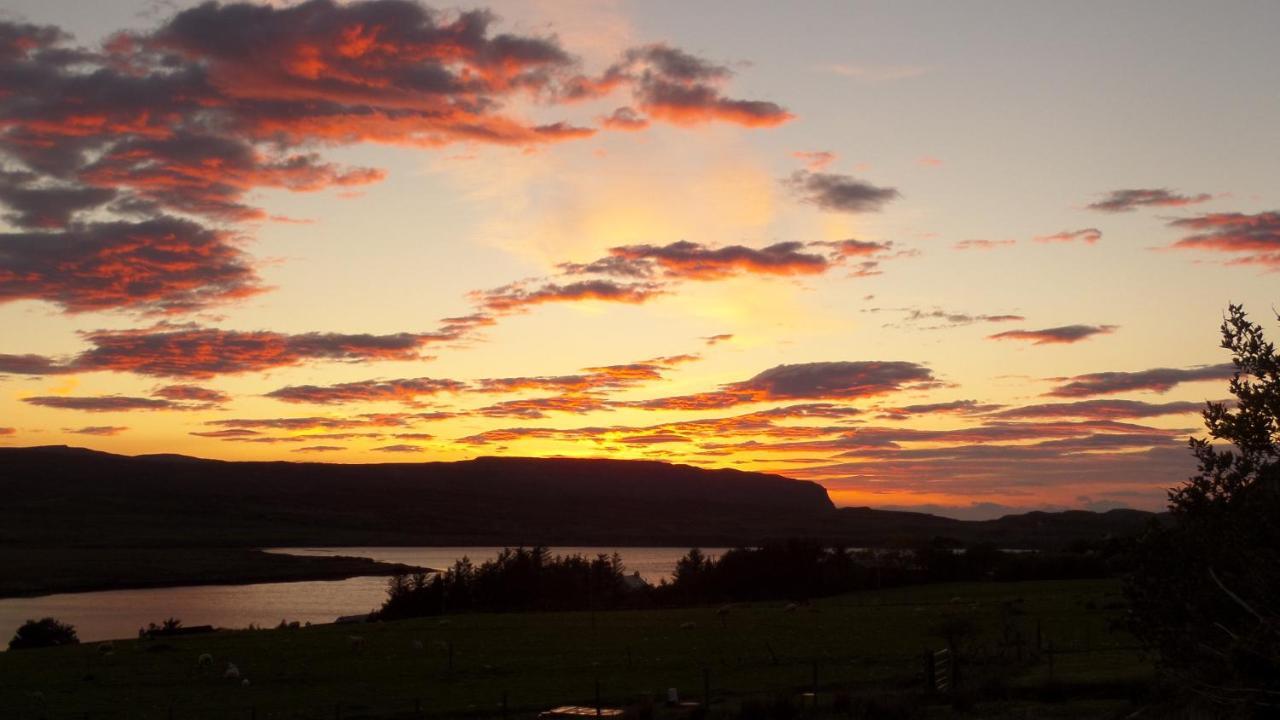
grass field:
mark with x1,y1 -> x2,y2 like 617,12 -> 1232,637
0,579 -> 1152,719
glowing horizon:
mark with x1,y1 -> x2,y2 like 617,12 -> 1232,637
2,0 -> 1278,520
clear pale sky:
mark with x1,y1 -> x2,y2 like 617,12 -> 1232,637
1,0 -> 1277,519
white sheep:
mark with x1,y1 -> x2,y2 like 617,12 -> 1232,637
197,653 -> 213,667
241,678 -> 251,687
716,605 -> 732,616
224,662 -> 241,680
783,603 -> 799,612
679,621 -> 697,630
411,639 -> 424,650
97,641 -> 114,655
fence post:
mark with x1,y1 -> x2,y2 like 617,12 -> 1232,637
502,691 -> 509,720
923,650 -> 935,693
1048,641 -> 1055,682
703,667 -> 711,706
448,641 -> 454,672
595,678 -> 602,717
811,659 -> 818,695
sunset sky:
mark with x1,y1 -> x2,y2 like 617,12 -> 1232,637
1,0 -> 1278,518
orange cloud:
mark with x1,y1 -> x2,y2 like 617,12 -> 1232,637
1034,228 -> 1102,244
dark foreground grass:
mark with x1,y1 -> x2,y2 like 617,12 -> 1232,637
0,579 -> 1151,719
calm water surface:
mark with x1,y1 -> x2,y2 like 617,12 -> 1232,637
0,547 -> 722,644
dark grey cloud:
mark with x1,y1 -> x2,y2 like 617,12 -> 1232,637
1045,363 -> 1235,397
989,324 -> 1117,345
992,399 -> 1203,420
266,377 -> 466,405
629,361 -> 936,411
785,171 -> 899,213
1086,188 -> 1212,213
23,395 -> 184,412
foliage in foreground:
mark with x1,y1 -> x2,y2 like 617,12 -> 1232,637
1126,304 -> 1280,716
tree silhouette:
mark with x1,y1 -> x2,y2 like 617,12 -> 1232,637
8,617 -> 79,650
1126,304 -> 1280,715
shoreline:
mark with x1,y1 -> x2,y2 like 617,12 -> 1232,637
0,547 -> 426,600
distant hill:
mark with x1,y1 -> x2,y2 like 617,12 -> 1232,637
0,446 -> 1159,549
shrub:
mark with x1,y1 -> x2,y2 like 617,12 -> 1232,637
9,617 -> 79,650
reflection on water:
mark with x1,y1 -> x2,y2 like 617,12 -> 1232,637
0,547 -> 721,645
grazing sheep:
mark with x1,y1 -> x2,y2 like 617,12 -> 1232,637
197,653 -> 213,667
411,639 -> 424,651
348,635 -> 366,651
97,641 -> 114,655
716,605 -> 732,616
241,678 -> 251,687
679,621 -> 697,630
224,662 -> 240,680
783,603 -> 799,612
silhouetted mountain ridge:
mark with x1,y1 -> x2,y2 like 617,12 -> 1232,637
0,446 -> 1159,549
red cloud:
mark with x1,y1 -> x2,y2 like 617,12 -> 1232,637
81,133 -> 385,222
474,394 -> 612,419
0,218 -> 262,315
1034,228 -> 1102,244
204,412 -> 451,433
556,239 -> 897,286
65,324 -> 438,378
988,325 -> 1116,345
608,241 -> 830,280
0,6 -> 788,316
606,44 -> 793,128
1167,211 -> 1280,269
